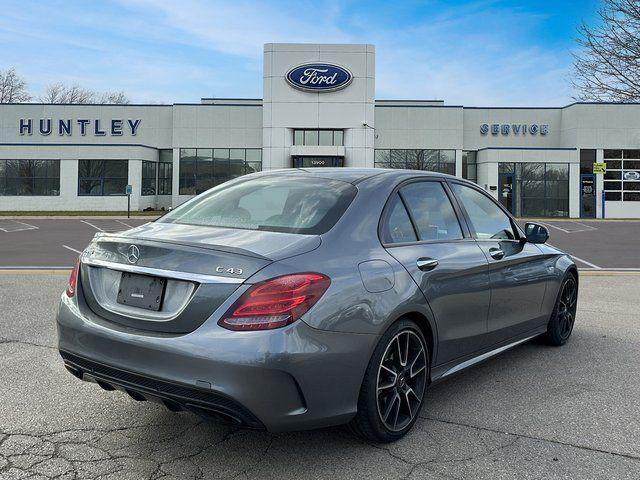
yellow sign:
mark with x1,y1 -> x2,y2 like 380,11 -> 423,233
593,162 -> 607,174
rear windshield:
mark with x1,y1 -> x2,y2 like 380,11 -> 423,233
159,176 -> 357,234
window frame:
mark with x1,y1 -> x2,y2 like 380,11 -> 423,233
0,159 -> 61,196
141,160 -> 157,196
178,148 -> 262,195
447,179 -> 524,242
77,159 -> 129,197
378,178 -> 471,247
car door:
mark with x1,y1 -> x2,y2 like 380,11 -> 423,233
448,181 -> 548,344
380,179 -> 491,365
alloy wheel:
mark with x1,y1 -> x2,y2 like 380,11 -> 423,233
376,330 -> 427,432
557,277 -> 578,340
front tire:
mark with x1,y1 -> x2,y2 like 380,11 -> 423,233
544,273 -> 578,346
349,319 -> 429,443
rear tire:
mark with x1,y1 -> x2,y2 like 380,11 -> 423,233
349,319 -> 429,443
544,272 -> 578,346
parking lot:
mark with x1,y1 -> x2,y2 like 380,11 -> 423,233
1,217 -> 639,479
1,273 -> 639,479
0,217 -> 639,271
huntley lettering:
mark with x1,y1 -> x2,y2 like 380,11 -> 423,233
19,118 -> 141,136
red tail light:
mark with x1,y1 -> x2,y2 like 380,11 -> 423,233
218,273 -> 330,331
66,257 -> 80,297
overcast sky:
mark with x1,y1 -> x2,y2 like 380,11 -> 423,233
0,0 -> 600,106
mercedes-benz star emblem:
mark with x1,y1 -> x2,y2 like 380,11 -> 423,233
126,245 -> 140,264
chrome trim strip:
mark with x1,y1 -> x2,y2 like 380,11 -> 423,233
81,258 -> 244,284
441,334 -> 539,378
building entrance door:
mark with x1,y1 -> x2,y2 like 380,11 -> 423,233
498,173 -> 515,214
292,156 -> 344,168
580,174 -> 596,218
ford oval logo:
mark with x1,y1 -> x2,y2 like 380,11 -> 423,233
285,63 -> 353,92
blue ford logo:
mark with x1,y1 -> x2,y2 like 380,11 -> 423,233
285,63 -> 353,92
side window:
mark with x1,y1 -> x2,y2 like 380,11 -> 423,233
400,182 -> 463,241
381,194 -> 418,244
450,183 -> 516,240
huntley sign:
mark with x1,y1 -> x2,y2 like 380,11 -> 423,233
19,118 -> 142,136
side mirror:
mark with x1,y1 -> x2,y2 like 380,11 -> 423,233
524,222 -> 549,244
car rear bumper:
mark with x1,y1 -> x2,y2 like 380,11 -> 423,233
56,293 -> 378,432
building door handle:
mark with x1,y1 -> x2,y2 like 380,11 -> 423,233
489,248 -> 505,260
417,258 -> 439,271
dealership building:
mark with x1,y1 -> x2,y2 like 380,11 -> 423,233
1,43 -> 640,218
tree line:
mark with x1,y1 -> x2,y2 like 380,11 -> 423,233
0,67 -> 130,104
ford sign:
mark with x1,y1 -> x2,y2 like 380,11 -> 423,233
624,171 -> 640,181
285,63 -> 353,92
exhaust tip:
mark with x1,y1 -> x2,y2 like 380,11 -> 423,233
96,380 -> 115,391
64,364 -> 83,380
162,399 -> 183,412
125,389 -> 147,401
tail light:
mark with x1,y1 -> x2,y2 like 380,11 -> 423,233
218,273 -> 330,331
66,257 -> 80,297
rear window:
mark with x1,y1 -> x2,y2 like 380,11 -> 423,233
159,176 -> 357,234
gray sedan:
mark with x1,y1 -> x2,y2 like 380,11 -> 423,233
56,168 -> 578,442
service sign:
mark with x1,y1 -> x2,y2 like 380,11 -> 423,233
285,63 -> 353,92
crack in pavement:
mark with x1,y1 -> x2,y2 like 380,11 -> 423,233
420,416 -> 640,462
0,337 -> 57,350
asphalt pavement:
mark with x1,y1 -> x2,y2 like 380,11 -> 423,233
1,217 -> 638,271
1,273 -> 639,479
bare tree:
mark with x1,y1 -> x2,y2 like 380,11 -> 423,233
572,0 -> 640,101
97,90 -> 130,104
0,67 -> 32,103
40,82 -> 131,104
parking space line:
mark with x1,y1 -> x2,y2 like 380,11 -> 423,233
538,221 -> 597,234
80,219 -> 105,232
569,255 -> 602,269
116,219 -> 133,228
0,220 -> 39,233
62,244 -> 83,254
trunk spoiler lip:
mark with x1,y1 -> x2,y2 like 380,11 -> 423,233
92,232 -> 271,261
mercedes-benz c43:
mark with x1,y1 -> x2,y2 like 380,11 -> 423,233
57,168 -> 578,442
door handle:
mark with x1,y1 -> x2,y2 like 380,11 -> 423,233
416,258 -> 439,271
489,248 -> 505,260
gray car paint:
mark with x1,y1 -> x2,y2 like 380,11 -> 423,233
56,168 -> 577,432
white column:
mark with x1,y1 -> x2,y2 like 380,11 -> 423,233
568,162 -> 580,218
455,149 -> 463,178
171,148 -> 180,208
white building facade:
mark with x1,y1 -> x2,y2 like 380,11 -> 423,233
1,43 -> 640,218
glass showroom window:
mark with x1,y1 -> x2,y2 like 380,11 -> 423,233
179,148 -> 262,195
141,161 -> 157,196
78,160 -> 128,196
0,159 -> 60,196
158,150 -> 173,195
499,162 -> 569,217
293,130 -> 344,146
374,149 -> 456,175
603,149 -> 640,202
462,151 -> 477,183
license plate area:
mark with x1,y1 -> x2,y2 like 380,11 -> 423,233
117,272 -> 166,311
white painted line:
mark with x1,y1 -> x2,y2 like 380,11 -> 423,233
538,221 -> 597,234
116,219 -> 133,228
538,221 -> 572,234
80,219 -> 105,232
570,255 -> 602,270
547,242 -> 602,270
0,220 -> 39,233
62,244 -> 83,254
